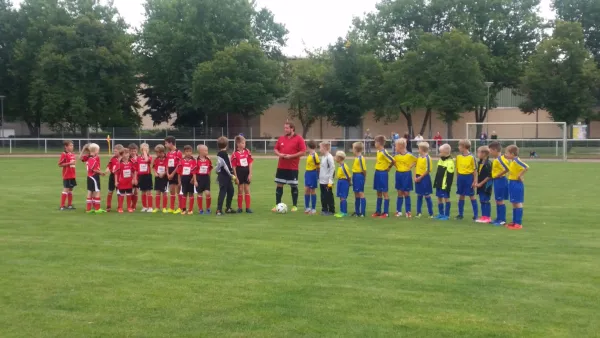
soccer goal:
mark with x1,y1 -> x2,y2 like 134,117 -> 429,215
466,122 -> 568,161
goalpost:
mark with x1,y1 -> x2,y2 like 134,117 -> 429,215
466,122 -> 568,161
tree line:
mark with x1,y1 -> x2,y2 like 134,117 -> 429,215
0,0 -> 599,137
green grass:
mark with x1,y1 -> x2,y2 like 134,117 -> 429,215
1,157 -> 599,337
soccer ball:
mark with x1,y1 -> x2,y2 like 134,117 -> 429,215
276,203 -> 288,214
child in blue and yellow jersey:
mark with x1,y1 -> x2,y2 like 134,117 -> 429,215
415,142 -> 434,218
334,151 -> 352,217
352,142 -> 367,217
433,144 -> 455,220
372,135 -> 395,218
304,140 -> 320,214
488,141 -> 510,225
456,139 -> 479,221
475,146 -> 493,224
394,138 -> 417,218
504,145 -> 529,230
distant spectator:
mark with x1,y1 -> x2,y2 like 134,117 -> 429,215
480,132 -> 487,145
364,129 -> 373,154
391,132 -> 400,155
433,132 -> 443,153
490,131 -> 498,140
414,134 -> 424,142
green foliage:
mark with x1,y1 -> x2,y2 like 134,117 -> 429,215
192,42 -> 285,125
520,21 -> 600,126
0,0 -> 18,111
553,0 -> 600,65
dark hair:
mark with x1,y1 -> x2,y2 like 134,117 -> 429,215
120,148 -> 130,156
307,140 -> 317,150
217,136 -> 228,149
235,135 -> 245,145
128,143 -> 138,150
374,135 -> 386,145
164,136 -> 176,145
506,145 -> 519,156
183,145 -> 193,152
488,141 -> 501,152
63,140 -> 73,147
285,122 -> 295,132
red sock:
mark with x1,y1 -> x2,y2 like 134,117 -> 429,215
141,194 -> 147,208
86,199 -> 92,211
179,194 -> 185,210
237,194 -> 243,209
197,196 -> 203,210
106,193 -> 113,210
245,194 -> 251,209
188,196 -> 194,211
118,195 -> 124,209
147,194 -> 153,208
60,192 -> 67,208
206,196 -> 212,210
67,192 -> 73,206
94,197 -> 101,210
155,194 -> 161,209
163,194 -> 168,209
170,194 -> 176,209
132,194 -> 138,209
126,195 -> 132,209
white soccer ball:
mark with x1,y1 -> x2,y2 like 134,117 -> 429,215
276,203 -> 288,214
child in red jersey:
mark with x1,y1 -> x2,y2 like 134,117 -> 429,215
231,135 -> 254,213
79,143 -> 106,213
128,143 -> 140,210
114,148 -> 137,213
177,145 -> 197,215
165,136 -> 183,213
152,144 -> 169,213
195,144 -> 213,214
137,143 -> 154,212
105,144 -> 124,212
58,140 -> 77,210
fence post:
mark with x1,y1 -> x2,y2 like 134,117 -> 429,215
45,139 -> 47,154
78,140 -> 81,152
556,140 -> 559,157
264,140 -> 267,154
193,127 -> 196,146
9,138 -> 12,154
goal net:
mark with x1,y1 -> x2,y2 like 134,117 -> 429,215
466,122 -> 568,161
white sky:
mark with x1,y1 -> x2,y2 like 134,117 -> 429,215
13,0 -> 555,57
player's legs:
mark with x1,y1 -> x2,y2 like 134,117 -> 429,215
469,194 -> 479,220
374,191 -> 383,216
168,183 -> 178,212
244,184 -> 252,212
395,190 -> 404,216
205,190 -> 212,212
274,183 -> 284,210
67,187 -> 74,208
225,181 -> 234,212
424,194 -> 433,216
304,185 -> 311,212
436,196 -> 444,218
117,191 -> 124,212
358,191 -> 366,216
60,187 -> 69,209
237,183 -> 245,212
444,197 -> 451,219
86,190 -> 93,212
126,192 -> 134,212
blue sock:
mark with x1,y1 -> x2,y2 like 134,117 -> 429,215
498,204 -> 506,222
458,199 -> 465,216
417,196 -> 423,214
361,198 -> 366,216
396,197 -> 404,213
405,196 -> 411,213
445,202 -> 451,217
384,199 -> 390,214
376,198 -> 382,214
341,200 -> 347,214
514,207 -> 523,224
471,199 -> 479,219
438,203 -> 444,215
484,203 -> 491,217
311,194 -> 317,210
426,197 -> 433,216
304,194 -> 310,210
354,198 -> 360,215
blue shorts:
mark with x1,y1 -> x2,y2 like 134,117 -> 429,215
373,170 -> 389,192
509,180 -> 524,204
337,179 -> 350,198
478,192 -> 491,203
352,173 -> 365,193
456,174 -> 475,196
304,170 -> 318,189
395,171 -> 413,192
493,177 -> 509,201
436,188 -> 450,199
415,174 -> 432,196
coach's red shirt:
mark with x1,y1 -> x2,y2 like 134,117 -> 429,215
167,149 -> 183,169
59,151 -> 77,179
136,155 -> 152,176
231,149 -> 253,168
275,134 -> 306,170
107,155 -> 120,174
196,157 -> 213,176
82,155 -> 101,177
153,156 -> 168,177
115,161 -> 136,189
177,157 -> 197,178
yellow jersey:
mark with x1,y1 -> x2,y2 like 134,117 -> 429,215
394,152 -> 417,172
305,152 -> 320,171
337,163 -> 351,180
491,155 -> 510,178
375,149 -> 394,171
456,152 -> 477,175
415,154 -> 432,176
352,155 -> 367,174
508,157 -> 529,180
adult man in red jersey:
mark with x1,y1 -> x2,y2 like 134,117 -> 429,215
273,122 -> 306,212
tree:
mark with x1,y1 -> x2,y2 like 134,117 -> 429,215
192,42 -> 285,127
287,56 -> 328,138
520,21 -> 599,128
0,0 -> 18,115
553,0 -> 600,65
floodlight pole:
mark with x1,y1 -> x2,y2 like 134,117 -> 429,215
484,82 -> 493,134
0,95 -> 5,139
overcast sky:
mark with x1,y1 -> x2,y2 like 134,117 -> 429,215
13,0 -> 555,57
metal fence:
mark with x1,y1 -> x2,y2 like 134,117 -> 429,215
1,137 -> 598,159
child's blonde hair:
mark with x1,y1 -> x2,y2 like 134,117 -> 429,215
506,145 -> 519,156
395,138 -> 407,146
88,143 -> 100,152
439,143 -> 451,154
155,144 -> 165,153
320,142 -> 331,151
458,139 -> 471,150
478,146 -> 490,156
335,150 -> 346,161
374,135 -> 386,146
352,142 -> 364,153
140,143 -> 149,152
418,142 -> 430,153
197,144 -> 208,152
114,144 -> 124,152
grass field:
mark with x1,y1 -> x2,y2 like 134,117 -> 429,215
1,157 -> 599,337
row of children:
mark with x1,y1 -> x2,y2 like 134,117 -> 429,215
58,136 -> 254,215
304,136 -> 528,229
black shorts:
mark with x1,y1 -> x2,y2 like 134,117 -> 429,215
236,167 -> 251,184
87,175 -> 100,192
108,173 -> 116,191
196,175 -> 211,193
138,174 -> 153,191
274,168 -> 299,186
168,167 -> 179,185
181,177 -> 195,195
118,188 -> 133,195
154,176 -> 168,192
63,178 -> 77,189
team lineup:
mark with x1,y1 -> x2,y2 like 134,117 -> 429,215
58,122 -> 529,229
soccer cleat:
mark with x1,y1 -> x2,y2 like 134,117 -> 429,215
146,208 -> 153,213
95,209 -> 106,213
305,209 -> 311,214
435,214 -> 445,220
438,215 -> 449,221
226,208 -> 236,214
371,212 -> 381,218
321,211 -> 333,216
187,211 -> 194,215
309,209 -> 317,215
167,208 -> 174,214
127,208 -> 134,213
152,208 -> 159,213
141,208 -> 148,212
429,214 -> 435,219
406,212 -> 412,219
59,207 -> 66,211
334,213 -> 347,218
507,223 -> 523,230
117,208 -> 124,213
216,210 -> 223,216
455,215 -> 464,220
271,206 -> 278,212
198,210 -> 204,215
379,213 -> 389,218
475,217 -> 487,223
237,208 -> 243,213
162,208 -> 168,213
105,208 -> 111,213
291,206 -> 298,212
206,209 -> 211,214
67,205 -> 76,210
416,213 -> 422,218
395,212 -> 403,217
246,208 -> 253,214
173,208 -> 182,214
359,214 -> 365,218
